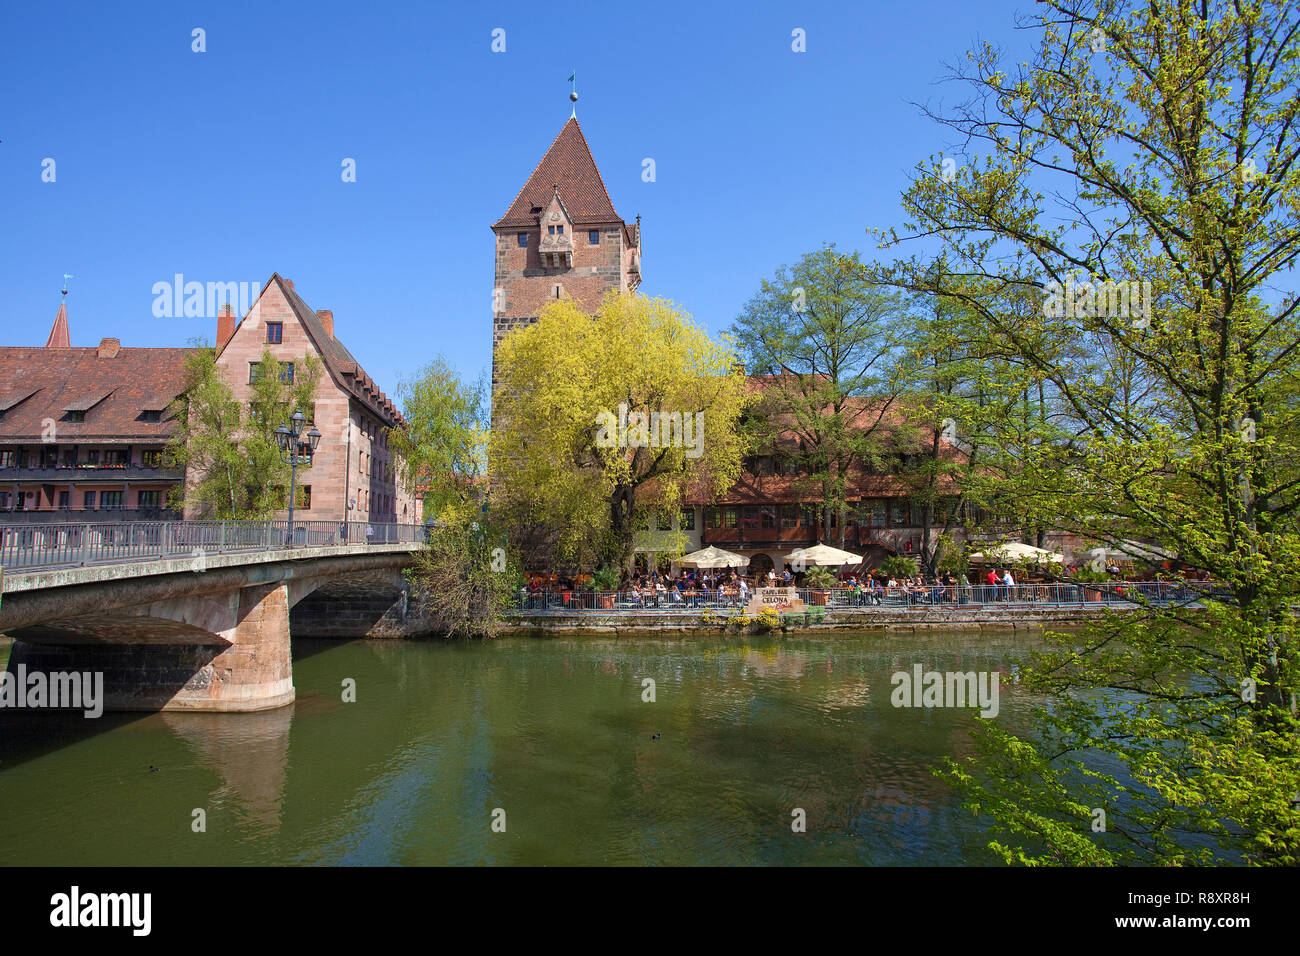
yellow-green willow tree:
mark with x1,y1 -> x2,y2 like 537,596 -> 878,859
490,292 -> 748,575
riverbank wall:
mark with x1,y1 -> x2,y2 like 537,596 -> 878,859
498,606 -> 1130,636
292,594 -> 1149,640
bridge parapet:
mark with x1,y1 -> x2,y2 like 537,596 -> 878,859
0,519 -> 425,574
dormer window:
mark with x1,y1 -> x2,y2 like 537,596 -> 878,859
540,193 -> 574,267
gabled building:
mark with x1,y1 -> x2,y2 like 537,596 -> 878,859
0,292 -> 189,520
205,273 -> 417,525
491,117 -> 641,393
636,388 -> 976,578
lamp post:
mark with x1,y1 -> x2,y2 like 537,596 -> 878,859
274,410 -> 321,546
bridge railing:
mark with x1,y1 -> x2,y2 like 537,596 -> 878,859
0,520 -> 426,571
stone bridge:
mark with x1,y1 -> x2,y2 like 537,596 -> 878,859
0,542 -> 423,712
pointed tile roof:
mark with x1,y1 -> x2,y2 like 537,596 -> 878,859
45,296 -> 70,348
494,118 -> 623,227
217,273 -> 407,429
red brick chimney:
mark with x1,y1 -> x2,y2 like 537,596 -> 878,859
96,337 -> 121,359
216,303 -> 237,351
316,310 -> 334,338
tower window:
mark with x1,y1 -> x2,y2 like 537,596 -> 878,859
553,284 -> 562,299
517,233 -> 527,247
589,230 -> 599,244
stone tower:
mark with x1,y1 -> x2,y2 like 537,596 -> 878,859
491,117 -> 641,392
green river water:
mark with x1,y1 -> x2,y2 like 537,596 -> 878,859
0,630 -> 1039,866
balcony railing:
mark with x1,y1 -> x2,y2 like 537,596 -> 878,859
0,507 -> 180,525
0,520 -> 426,572
0,465 -> 183,481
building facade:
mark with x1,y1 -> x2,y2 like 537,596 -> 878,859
204,273 -> 418,525
0,278 -> 417,527
0,294 -> 189,522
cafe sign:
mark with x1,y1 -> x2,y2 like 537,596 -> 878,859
746,586 -> 804,616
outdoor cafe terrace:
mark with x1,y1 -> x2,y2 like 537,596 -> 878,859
513,579 -> 1221,614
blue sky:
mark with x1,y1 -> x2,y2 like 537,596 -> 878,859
1,0 -> 1032,397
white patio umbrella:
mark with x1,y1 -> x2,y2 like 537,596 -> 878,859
1082,540 -> 1176,563
967,542 -> 1064,564
784,542 -> 864,567
679,545 -> 750,569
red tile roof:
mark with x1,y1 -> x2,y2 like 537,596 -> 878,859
0,345 -> 192,443
494,118 -> 624,228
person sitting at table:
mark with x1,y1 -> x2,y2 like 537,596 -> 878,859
929,576 -> 946,604
871,574 -> 885,605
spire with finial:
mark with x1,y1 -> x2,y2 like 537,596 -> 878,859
568,70 -> 578,118
46,275 -> 72,347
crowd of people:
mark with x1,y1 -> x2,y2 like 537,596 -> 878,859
519,561 -> 1209,610
523,565 -> 1033,605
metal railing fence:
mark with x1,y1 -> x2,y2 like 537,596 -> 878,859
511,581 -> 1222,614
0,520 -> 425,571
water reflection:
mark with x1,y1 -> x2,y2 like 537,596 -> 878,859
160,707 -> 293,836
0,631 -> 1040,866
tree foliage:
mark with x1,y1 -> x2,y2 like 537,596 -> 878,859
729,245 -> 910,546
387,356 -> 487,519
869,0 -> 1300,864
166,345 -> 322,518
491,291 -> 748,574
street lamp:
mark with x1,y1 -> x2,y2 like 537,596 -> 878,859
274,410 -> 321,546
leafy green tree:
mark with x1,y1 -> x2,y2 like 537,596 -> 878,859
167,345 -> 322,517
871,0 -> 1300,864
386,357 -> 521,636
730,245 -> 910,546
387,356 -> 487,520
406,510 -> 521,639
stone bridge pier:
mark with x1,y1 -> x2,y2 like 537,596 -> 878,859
0,545 -> 418,713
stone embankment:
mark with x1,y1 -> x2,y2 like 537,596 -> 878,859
500,606 -> 1131,636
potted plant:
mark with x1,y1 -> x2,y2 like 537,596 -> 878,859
804,566 -> 836,605
591,567 -> 620,609
1071,566 -> 1108,602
